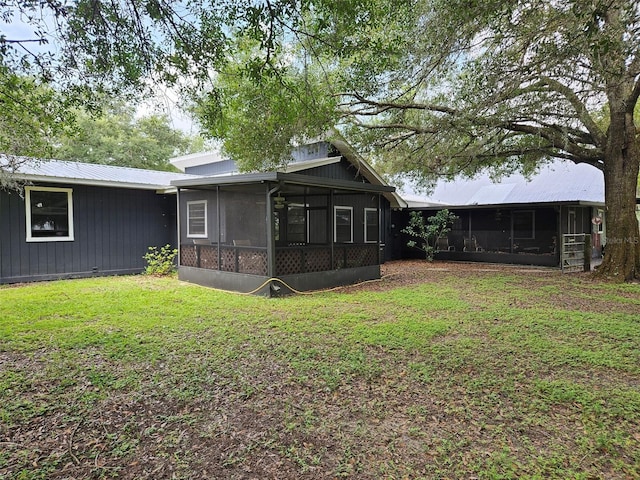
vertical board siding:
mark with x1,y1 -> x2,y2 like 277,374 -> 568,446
1,183 -> 176,283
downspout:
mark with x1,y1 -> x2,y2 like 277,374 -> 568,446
176,187 -> 181,269
377,193 -> 383,263
217,186 -> 221,270
330,189 -> 335,268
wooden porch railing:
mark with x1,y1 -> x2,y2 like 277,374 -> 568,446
180,243 -> 379,276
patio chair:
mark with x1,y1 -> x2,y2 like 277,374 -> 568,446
436,236 -> 455,252
463,236 -> 483,252
233,239 -> 251,246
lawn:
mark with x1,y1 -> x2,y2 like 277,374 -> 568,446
1,261 -> 639,479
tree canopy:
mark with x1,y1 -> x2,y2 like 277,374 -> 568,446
53,103 -> 203,171
197,0 -> 640,280
1,0 -> 639,280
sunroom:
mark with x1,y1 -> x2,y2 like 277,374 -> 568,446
172,172 -> 395,295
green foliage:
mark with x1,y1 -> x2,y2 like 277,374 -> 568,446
53,102 -> 202,171
142,245 -> 178,276
194,38 -> 338,171
401,209 -> 458,261
0,69 -> 79,191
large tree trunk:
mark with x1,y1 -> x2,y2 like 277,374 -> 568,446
594,106 -> 640,281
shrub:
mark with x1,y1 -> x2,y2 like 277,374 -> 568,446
143,244 -> 178,275
402,209 -> 458,261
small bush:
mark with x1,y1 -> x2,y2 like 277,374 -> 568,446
143,244 -> 178,276
402,209 -> 458,261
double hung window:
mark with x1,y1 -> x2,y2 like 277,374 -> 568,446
187,200 -> 207,238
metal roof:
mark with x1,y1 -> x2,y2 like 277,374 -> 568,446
402,160 -> 605,208
1,156 -> 199,191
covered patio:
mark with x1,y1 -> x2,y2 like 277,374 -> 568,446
172,172 -> 394,295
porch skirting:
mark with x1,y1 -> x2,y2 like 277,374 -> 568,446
178,264 -> 381,296
434,250 -> 558,267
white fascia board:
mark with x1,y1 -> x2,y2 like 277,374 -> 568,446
170,151 -> 225,171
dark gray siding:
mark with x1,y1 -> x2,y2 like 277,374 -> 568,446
1,183 -> 176,284
302,158 -> 370,183
185,159 -> 237,176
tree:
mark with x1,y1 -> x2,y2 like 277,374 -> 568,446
196,1 -> 640,281
53,103 -> 202,171
402,209 -> 458,261
1,1 -> 639,280
0,68 -> 77,190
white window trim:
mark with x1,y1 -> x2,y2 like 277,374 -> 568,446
334,205 -> 353,243
187,200 -> 208,238
25,186 -> 74,242
364,207 -> 379,243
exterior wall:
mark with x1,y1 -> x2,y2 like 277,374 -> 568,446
1,183 -> 176,284
184,159 -> 237,176
302,158 -> 369,182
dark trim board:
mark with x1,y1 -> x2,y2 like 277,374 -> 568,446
178,265 -> 381,297
0,267 -> 143,285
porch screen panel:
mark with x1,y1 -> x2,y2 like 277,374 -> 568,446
308,209 -> 328,244
513,210 -> 535,239
221,186 -> 267,247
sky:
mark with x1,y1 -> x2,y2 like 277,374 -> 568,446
2,15 -> 197,134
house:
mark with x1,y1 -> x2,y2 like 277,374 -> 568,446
392,160 -> 606,268
1,145 -> 614,292
169,140 -> 405,295
0,157 -> 196,284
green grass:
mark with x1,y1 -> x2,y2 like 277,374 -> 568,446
1,269 -> 639,479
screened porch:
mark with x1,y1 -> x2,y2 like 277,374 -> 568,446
172,172 -> 394,294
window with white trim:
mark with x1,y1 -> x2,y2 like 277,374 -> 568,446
187,200 -> 207,238
334,206 -> 353,243
364,208 -> 379,243
25,186 -> 74,242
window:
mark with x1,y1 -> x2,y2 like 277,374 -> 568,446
364,208 -> 379,243
26,186 -> 74,242
287,203 -> 307,243
187,200 -> 207,238
334,206 -> 353,243
513,210 -> 535,239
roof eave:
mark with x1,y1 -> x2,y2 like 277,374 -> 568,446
15,174 -> 174,192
